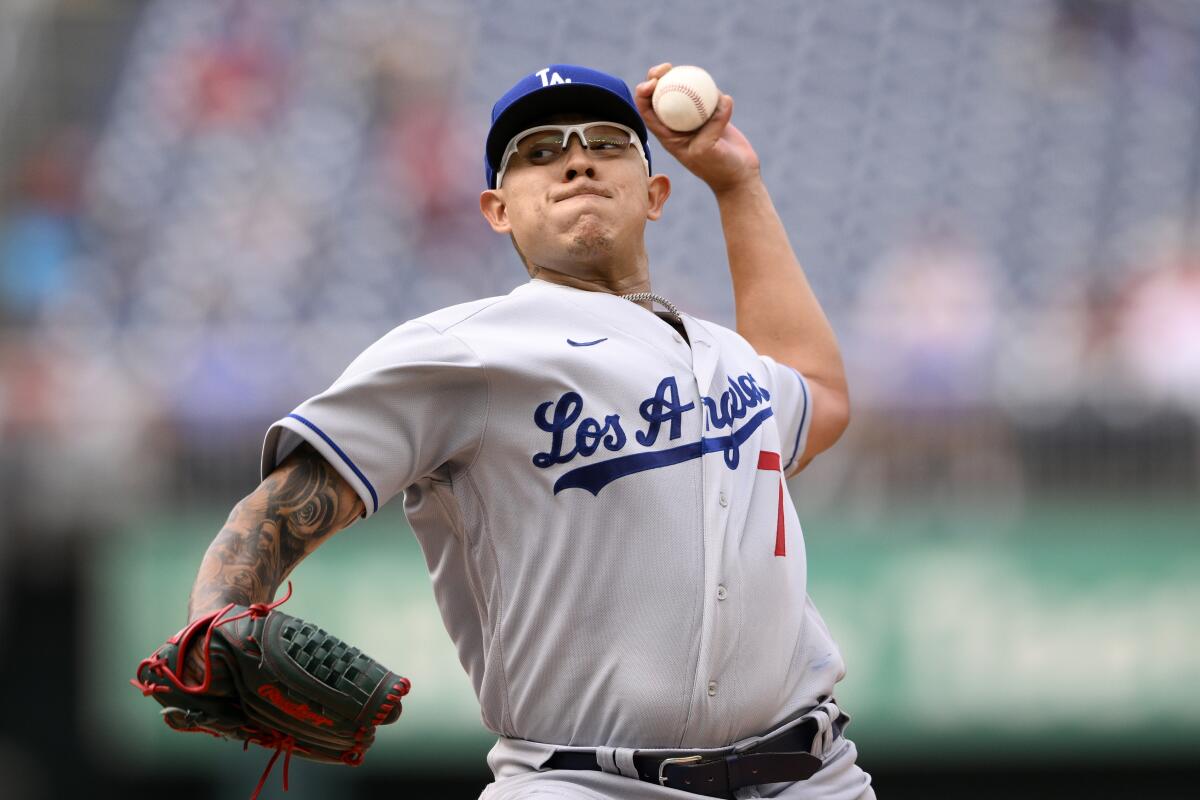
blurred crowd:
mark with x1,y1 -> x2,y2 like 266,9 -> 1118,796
2,0 -> 1199,537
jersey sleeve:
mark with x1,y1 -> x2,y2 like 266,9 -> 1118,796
759,355 -> 814,474
260,321 -> 487,518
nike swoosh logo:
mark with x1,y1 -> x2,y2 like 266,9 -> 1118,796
567,338 -> 608,347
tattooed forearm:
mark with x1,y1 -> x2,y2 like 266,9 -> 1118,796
187,443 -> 364,620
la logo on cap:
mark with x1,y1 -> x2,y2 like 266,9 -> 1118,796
536,67 -> 573,87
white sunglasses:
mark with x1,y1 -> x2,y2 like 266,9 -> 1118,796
495,121 -> 650,189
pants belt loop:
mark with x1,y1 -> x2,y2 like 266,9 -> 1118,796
609,748 -> 638,777
593,746 -> 640,779
594,747 -> 620,776
614,747 -> 639,779
807,700 -> 841,758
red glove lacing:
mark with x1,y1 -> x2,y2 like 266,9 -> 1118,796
244,729 -> 299,800
131,583 -> 408,797
131,584 -> 318,798
131,581 -> 296,698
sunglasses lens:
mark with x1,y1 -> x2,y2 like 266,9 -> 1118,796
516,131 -> 567,164
582,125 -> 632,153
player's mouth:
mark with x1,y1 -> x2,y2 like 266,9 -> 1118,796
554,185 -> 611,202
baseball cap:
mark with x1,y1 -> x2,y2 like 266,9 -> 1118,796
484,64 -> 651,189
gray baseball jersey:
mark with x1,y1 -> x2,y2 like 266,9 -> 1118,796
261,278 -> 845,750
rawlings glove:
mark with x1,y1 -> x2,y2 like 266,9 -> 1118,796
131,584 -> 411,799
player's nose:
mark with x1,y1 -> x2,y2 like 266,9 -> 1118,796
561,136 -> 598,182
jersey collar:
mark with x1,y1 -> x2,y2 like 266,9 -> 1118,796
513,279 -> 720,394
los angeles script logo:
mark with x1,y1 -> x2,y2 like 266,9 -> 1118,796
533,373 -> 773,495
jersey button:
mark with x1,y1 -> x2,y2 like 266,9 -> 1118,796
716,585 -> 728,601
673,333 -> 684,344
707,681 -> 718,696
718,492 -> 728,507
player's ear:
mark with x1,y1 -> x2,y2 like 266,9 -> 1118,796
645,174 -> 671,221
479,190 -> 512,233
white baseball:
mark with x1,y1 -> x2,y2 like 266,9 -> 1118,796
652,66 -> 720,132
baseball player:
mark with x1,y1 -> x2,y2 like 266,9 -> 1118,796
182,63 -> 872,799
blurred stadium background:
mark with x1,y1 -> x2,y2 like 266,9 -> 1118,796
1,0 -> 1198,798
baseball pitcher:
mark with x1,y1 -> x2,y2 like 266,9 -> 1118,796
135,63 -> 873,800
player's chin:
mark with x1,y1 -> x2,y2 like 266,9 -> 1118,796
564,222 -> 615,259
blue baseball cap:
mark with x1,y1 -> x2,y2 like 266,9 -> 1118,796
484,64 -> 651,189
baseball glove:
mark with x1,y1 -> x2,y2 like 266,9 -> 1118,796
131,584 -> 411,799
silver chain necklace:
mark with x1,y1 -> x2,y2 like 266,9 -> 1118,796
620,291 -> 681,320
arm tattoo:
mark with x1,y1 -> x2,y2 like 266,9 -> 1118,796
187,443 -> 364,620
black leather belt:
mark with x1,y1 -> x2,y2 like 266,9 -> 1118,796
542,708 -> 847,799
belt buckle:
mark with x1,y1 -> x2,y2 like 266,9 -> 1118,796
657,754 -> 702,786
